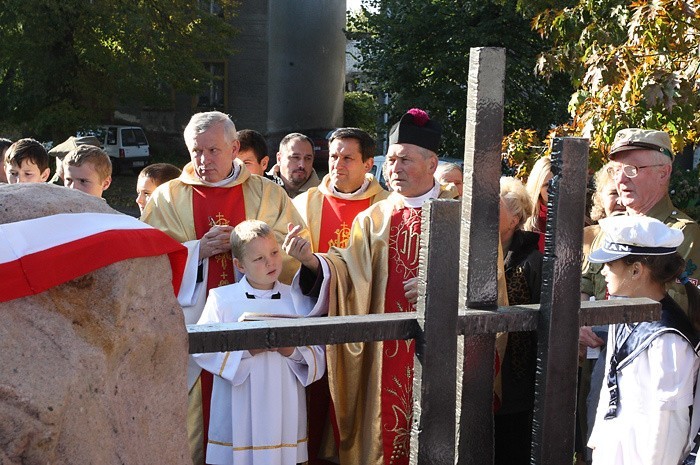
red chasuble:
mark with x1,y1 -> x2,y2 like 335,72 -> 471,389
381,206 -> 422,465
309,195 -> 372,465
317,195 -> 371,252
192,184 -> 246,461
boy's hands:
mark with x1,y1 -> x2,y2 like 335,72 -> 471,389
283,223 -> 319,273
248,347 -> 295,357
276,347 -> 295,357
199,225 -> 234,260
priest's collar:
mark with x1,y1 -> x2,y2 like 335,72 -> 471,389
196,163 -> 240,187
398,181 -> 441,208
241,276 -> 281,298
331,178 -> 370,199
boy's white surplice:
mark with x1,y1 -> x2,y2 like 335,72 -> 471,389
193,277 -> 326,465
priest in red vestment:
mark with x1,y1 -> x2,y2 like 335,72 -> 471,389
284,109 -> 458,465
141,111 -> 307,465
293,127 -> 389,464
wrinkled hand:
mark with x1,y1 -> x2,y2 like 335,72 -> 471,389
283,223 -> 318,272
579,326 -> 604,348
404,277 -> 419,305
199,225 -> 234,260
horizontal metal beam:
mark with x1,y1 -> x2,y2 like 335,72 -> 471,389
187,298 -> 662,354
187,313 -> 420,354
579,297 -> 661,326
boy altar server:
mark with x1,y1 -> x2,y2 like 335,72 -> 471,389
193,220 -> 326,465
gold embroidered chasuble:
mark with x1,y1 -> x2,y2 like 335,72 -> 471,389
321,186 -> 491,465
141,160 -> 307,284
293,173 -> 389,252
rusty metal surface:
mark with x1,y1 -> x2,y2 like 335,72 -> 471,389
412,200 -> 461,465
460,46 -> 504,310
530,137 -> 589,465
458,306 -> 539,334
457,46 -> 505,465
187,313 -> 419,354
579,298 -> 661,326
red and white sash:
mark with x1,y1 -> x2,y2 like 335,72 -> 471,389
0,213 -> 187,303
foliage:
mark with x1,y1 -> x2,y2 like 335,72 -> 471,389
669,167 -> 700,221
348,0 -> 573,158
501,129 -> 545,177
344,91 -> 378,136
532,0 -> 700,166
0,0 -> 238,141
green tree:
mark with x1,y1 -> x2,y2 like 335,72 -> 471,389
348,0 -> 573,157
0,0 -> 237,141
344,91 -> 378,136
532,0 -> 700,167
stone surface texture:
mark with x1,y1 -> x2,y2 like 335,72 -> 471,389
0,183 -> 190,464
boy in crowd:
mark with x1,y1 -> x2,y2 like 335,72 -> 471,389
0,138 -> 12,183
135,163 -> 182,214
4,138 -> 50,183
193,219 -> 326,465
63,145 -> 112,198
236,129 -> 269,176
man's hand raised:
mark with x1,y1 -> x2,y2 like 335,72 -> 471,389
283,223 -> 319,273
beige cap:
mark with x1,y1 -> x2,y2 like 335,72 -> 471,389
608,128 -> 673,160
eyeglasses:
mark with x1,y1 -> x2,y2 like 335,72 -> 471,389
606,163 -> 665,178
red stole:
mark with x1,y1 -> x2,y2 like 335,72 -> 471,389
381,206 -> 421,465
317,195 -> 371,252
308,195 -> 371,465
192,184 -> 246,462
192,185 -> 245,289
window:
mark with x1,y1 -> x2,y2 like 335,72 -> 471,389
106,127 -> 118,145
198,62 -> 226,109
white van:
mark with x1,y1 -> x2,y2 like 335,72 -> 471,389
80,125 -> 150,172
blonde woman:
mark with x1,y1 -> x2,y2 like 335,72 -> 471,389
524,156 -> 552,251
496,176 -> 543,465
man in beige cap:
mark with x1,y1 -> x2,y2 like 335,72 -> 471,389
577,129 -> 700,464
581,128 -> 699,305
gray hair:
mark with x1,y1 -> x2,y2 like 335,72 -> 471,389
184,111 -> 237,147
435,162 -> 461,181
500,176 -> 533,229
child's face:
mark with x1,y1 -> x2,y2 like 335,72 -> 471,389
135,175 -> 157,214
63,163 -> 111,197
5,159 -> 50,184
601,259 -> 634,297
0,148 -> 9,183
234,234 -> 283,290
237,149 -> 269,177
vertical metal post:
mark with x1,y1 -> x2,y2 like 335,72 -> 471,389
530,137 -> 589,465
411,200 -> 461,465
457,47 -> 505,465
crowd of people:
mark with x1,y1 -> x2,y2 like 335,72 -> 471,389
3,110 -> 700,465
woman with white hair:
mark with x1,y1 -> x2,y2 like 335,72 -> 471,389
435,162 -> 463,197
495,176 -> 543,465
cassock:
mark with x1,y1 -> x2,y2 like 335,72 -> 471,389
293,173 -> 388,463
193,277 -> 326,465
588,296 -> 700,465
141,159 -> 308,464
306,182 -> 504,465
